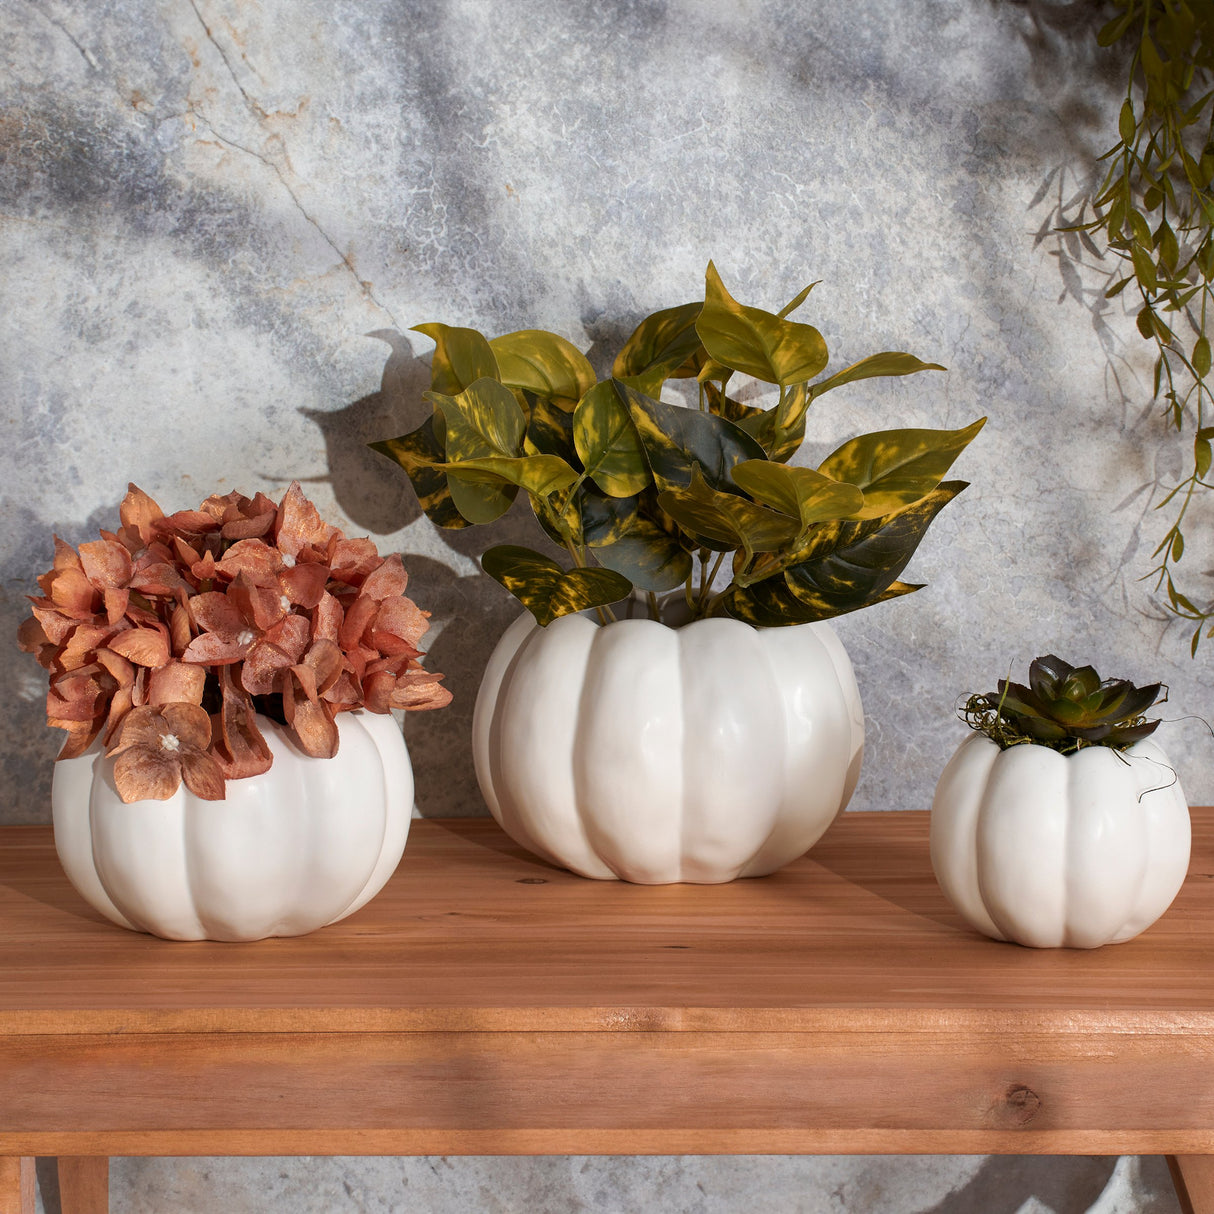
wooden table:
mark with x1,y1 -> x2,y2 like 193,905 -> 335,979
2,810 -> 1214,1214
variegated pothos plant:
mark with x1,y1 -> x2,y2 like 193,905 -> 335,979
371,263 -> 985,627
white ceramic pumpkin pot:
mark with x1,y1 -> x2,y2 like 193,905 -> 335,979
51,709 -> 413,941
930,732 -> 1191,948
472,608 -> 864,883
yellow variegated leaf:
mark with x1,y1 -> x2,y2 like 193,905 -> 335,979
697,262 -> 829,387
439,454 -> 579,498
817,419 -> 985,517
411,322 -> 499,394
489,330 -> 596,406
731,461 -> 864,531
574,380 -> 650,498
481,545 -> 632,626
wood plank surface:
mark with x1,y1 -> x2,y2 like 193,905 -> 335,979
2,812 -> 1213,1032
56,1157 -> 108,1214
0,1158 -> 35,1214
2,811 -> 1214,1158
1170,1155 -> 1214,1214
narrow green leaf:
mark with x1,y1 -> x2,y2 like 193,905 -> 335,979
1173,531 -> 1185,562
1194,336 -> 1212,378
368,417 -> 470,530
1097,10 -> 1136,47
1131,242 -> 1158,290
439,454 -> 579,498
481,546 -> 633,627
411,323 -> 499,394
777,280 -> 820,319
1105,276 -> 1133,298
1119,99 -> 1136,146
612,302 -> 704,384
489,330 -> 596,406
573,380 -> 650,498
731,461 -> 865,530
592,518 -> 693,593
696,261 -> 829,387
816,418 -> 986,516
616,378 -> 767,493
810,351 -> 946,397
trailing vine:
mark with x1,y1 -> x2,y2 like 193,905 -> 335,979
1066,0 -> 1214,654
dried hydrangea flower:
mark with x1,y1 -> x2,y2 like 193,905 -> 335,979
107,703 -> 225,802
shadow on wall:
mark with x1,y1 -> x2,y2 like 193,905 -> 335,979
304,332 -> 559,819
922,1154 -> 1178,1214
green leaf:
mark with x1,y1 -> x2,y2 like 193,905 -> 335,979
411,322 -> 499,394
723,574 -> 921,627
523,393 -> 579,463
1195,435 -> 1211,480
816,418 -> 986,516
481,545 -> 633,626
704,381 -> 765,423
368,416 -> 470,530
426,378 -> 527,524
616,378 -> 767,493
1195,336 -> 1212,378
592,519 -> 693,593
1173,531 -> 1185,562
775,481 -> 968,619
731,461 -> 865,531
696,261 -> 829,387
579,483 -> 641,548
808,351 -> 947,397
1119,98 -> 1136,146
612,302 -> 704,384
573,380 -> 650,498
489,330 -> 596,406
439,454 -> 579,498
658,466 -> 800,556
1097,9 -> 1136,47
777,280 -> 819,319
737,383 -> 811,462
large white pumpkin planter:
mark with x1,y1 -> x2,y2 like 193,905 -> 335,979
930,732 -> 1191,948
51,710 -> 413,941
472,610 -> 864,883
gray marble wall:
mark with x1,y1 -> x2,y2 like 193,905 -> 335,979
2,0 -> 1205,1210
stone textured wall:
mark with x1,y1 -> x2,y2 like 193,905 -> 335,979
1,0 -> 1203,1210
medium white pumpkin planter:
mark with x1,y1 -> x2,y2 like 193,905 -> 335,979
51,710 -> 413,941
930,732 -> 1191,948
472,609 -> 864,883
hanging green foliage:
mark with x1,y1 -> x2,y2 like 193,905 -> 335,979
1068,0 -> 1214,654
372,262 -> 983,627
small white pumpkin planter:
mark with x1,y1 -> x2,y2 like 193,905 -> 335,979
930,732 -> 1191,948
472,608 -> 864,883
51,710 -> 413,942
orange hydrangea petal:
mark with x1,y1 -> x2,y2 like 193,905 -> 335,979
49,567 -> 100,618
180,750 -> 226,800
229,574 -> 285,631
285,694 -> 339,759
212,669 -> 273,781
240,642 -> 296,696
281,561 -> 327,610
370,596 -> 429,654
159,702 -> 212,750
107,626 -> 171,668
329,538 -> 382,585
53,719 -> 102,760
275,482 -> 337,557
389,669 -> 452,712
312,591 -> 343,644
214,538 -> 282,581
113,748 -> 181,802
119,485 -> 166,547
79,539 -> 133,591
146,662 -> 206,706
183,631 -> 251,665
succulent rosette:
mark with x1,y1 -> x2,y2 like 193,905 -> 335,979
19,482 -> 450,803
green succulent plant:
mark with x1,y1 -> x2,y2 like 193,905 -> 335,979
371,261 -> 985,627
962,655 -> 1165,754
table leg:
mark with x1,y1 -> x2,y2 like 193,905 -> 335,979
0,1158 -> 36,1214
1169,1156 -> 1214,1214
56,1157 -> 108,1214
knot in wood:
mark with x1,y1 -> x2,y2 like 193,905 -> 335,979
990,1083 -> 1041,1127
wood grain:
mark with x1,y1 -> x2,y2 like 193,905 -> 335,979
0,1158 -> 35,1214
1170,1155 -> 1214,1214
57,1157 -> 108,1214
2,812 -> 1214,1159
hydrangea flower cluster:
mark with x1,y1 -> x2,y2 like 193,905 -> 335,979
19,482 -> 450,803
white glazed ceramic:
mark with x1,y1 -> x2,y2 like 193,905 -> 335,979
930,732 -> 1191,948
51,709 -> 413,941
472,609 -> 864,884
